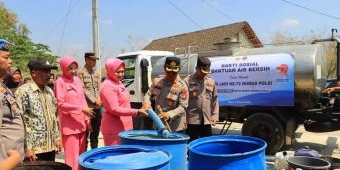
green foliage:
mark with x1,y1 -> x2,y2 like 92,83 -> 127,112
0,3 -> 58,77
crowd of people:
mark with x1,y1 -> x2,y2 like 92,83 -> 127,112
0,38 -> 220,170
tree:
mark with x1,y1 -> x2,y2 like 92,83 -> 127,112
0,3 -> 57,76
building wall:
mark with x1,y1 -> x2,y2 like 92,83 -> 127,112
238,31 -> 254,48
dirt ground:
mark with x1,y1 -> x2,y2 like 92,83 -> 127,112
56,122 -> 340,167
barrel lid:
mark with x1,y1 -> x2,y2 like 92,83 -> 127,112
78,145 -> 170,170
119,130 -> 189,141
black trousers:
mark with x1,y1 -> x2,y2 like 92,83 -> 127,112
86,108 -> 102,150
186,124 -> 212,143
24,151 -> 56,162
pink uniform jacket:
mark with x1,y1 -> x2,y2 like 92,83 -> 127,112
100,58 -> 138,136
55,56 -> 89,135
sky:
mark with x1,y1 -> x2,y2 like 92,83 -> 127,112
1,0 -> 340,64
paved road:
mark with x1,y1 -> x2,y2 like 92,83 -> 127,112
56,122 -> 340,163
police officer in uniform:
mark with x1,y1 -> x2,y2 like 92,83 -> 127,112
77,52 -> 102,150
0,39 -> 25,164
143,57 -> 188,132
184,57 -> 219,142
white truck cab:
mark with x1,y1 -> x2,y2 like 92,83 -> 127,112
117,50 -> 174,109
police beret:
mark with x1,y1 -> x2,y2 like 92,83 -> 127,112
0,39 -> 13,51
165,56 -> 180,73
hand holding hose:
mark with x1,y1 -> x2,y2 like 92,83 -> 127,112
156,105 -> 172,132
158,112 -> 170,121
138,109 -> 148,116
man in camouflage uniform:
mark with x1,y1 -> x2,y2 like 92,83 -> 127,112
184,57 -> 219,142
143,57 -> 188,132
78,52 -> 102,150
0,39 -> 25,163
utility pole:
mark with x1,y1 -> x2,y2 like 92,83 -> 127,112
92,0 -> 101,77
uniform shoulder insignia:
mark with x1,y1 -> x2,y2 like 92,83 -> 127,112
183,75 -> 193,81
153,75 -> 165,84
206,78 -> 215,86
206,75 -> 214,79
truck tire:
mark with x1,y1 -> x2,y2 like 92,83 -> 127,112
241,113 -> 285,155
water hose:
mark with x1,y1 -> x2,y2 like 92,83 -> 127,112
147,109 -> 170,138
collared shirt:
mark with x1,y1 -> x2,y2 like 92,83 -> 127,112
78,67 -> 100,108
0,82 -> 25,160
184,75 -> 219,125
143,76 -> 189,132
54,75 -> 89,135
15,83 -> 60,154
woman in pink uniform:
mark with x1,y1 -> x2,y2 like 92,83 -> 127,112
54,56 -> 94,170
100,58 -> 147,145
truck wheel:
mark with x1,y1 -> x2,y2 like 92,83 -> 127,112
241,113 -> 285,155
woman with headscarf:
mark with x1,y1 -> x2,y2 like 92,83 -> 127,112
3,67 -> 23,94
100,58 -> 147,146
54,56 -> 94,170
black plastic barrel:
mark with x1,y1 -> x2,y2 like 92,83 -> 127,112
287,156 -> 331,170
321,157 -> 340,170
15,161 -> 71,170
78,145 -> 170,170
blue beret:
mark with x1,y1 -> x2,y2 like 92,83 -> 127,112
0,39 -> 13,51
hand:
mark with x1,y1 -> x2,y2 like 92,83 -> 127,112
94,99 -> 102,108
137,109 -> 148,117
86,120 -> 93,132
26,149 -> 37,161
55,140 -> 63,154
323,87 -> 339,94
210,119 -> 217,126
323,88 -> 333,94
82,107 -> 94,118
5,150 -> 21,169
7,149 -> 21,162
141,102 -> 151,109
158,112 -> 170,122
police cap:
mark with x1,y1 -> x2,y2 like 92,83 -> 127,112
197,57 -> 211,74
84,52 -> 99,60
164,56 -> 180,73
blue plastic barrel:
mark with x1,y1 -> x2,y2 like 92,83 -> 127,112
188,135 -> 267,170
78,145 -> 170,170
119,130 -> 189,170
